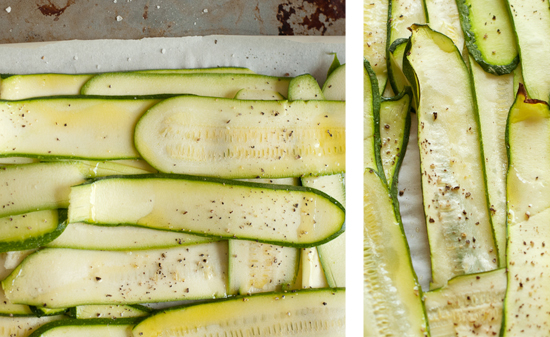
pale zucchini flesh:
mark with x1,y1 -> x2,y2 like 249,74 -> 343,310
3,243 -> 228,308
0,161 -> 150,218
81,72 -> 290,98
503,86 -> 550,336
321,64 -> 345,100
0,283 -> 34,316
228,240 -> 299,295
388,39 -> 411,95
133,288 -> 345,337
364,169 -> 428,337
469,55 -> 515,268
0,315 -> 64,337
0,74 -> 93,100
134,96 -> 345,179
424,268 -> 506,337
300,247 -> 328,289
72,305 -> 150,319
68,174 -> 345,248
404,25 -> 498,288
289,74 -> 325,101
46,222 -> 214,251
423,0 -> 465,50
234,89 -> 284,100
0,97 -> 160,160
364,0 -> 389,94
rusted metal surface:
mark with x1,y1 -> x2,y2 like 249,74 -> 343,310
0,0 -> 344,44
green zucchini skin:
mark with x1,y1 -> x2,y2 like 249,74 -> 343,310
69,173 -> 345,248
133,288 -> 345,336
364,60 -> 385,185
455,0 -> 519,75
387,38 -> 410,95
67,304 -> 151,319
29,306 -> 68,317
0,210 -> 68,253
27,318 -> 142,337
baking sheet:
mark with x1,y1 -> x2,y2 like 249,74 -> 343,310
0,35 -> 344,86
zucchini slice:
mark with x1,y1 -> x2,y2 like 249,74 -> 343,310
0,210 -> 67,253
379,88 -> 412,194
456,0 -> 518,75
506,0 -> 550,102
300,247 -> 328,289
364,0 -> 389,94
364,60 -> 384,180
0,283 -> 34,316
387,0 -> 426,93
0,316 -> 64,337
134,96 -> 345,179
469,56 -> 516,268
321,64 -> 345,100
388,39 -> 410,99
404,24 -> 498,288
228,240 -> 299,295
423,0 -> 465,50
28,318 -> 139,337
3,243 -> 228,308
0,157 -> 39,165
0,74 -> 94,100
302,174 -> 345,288
0,161 -> 150,218
289,74 -> 325,101
364,169 -> 428,336
133,288 -> 345,336
0,96 -> 163,160
80,72 -> 290,98
503,85 -> 550,335
68,174 -> 345,248
45,222 -> 214,251
424,268 -> 506,336
70,304 -> 151,319
234,89 -> 284,100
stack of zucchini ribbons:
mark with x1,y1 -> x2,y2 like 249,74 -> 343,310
364,0 -> 550,335
0,62 -> 346,336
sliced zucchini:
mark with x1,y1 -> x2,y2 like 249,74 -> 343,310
28,318 -> 139,337
0,74 -> 94,100
423,0 -> 465,50
133,288 -> 345,336
3,250 -> 35,270
45,222 -> 214,251
30,306 -> 68,317
364,0 -> 389,94
70,304 -> 150,319
469,56 -> 516,267
456,0 -> 518,75
379,88 -> 412,194
424,268 -> 506,336
506,0 -> 550,102
234,89 -> 284,100
321,64 -> 345,100
236,177 -> 299,185
364,169 -> 428,336
0,96 -> 164,160
300,247 -> 328,288
288,74 -> 324,101
68,174 -> 345,248
0,210 -> 67,253
387,0 -> 426,93
3,243 -> 228,308
404,24 -> 498,288
503,85 -> 550,336
0,315 -> 64,337
134,96 -> 345,179
228,240 -> 299,295
0,157 -> 39,165
364,60 -> 384,180
80,72 -> 290,98
302,174 -> 345,288
0,161 -> 150,218
0,283 -> 34,316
